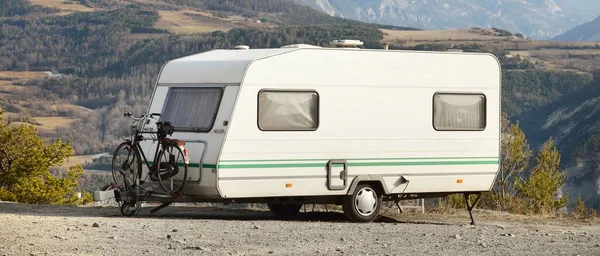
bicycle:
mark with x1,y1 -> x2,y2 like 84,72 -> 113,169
111,112 -> 189,216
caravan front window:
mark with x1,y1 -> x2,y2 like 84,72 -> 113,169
160,87 -> 223,132
433,93 -> 486,131
258,90 -> 319,131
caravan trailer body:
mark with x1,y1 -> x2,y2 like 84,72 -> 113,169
138,46 -> 501,221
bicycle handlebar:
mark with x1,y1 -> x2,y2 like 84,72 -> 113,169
123,112 -> 161,121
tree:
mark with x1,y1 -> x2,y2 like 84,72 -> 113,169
0,110 -> 84,205
573,194 -> 592,219
495,114 -> 532,210
514,137 -> 568,215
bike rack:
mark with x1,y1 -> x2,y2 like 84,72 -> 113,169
108,112 -> 212,216
109,138 -> 209,215
146,139 -> 207,183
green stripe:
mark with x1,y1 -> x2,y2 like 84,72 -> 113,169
217,160 -> 498,169
218,156 -> 498,163
145,158 -> 499,170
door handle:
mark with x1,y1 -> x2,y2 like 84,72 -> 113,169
340,170 -> 347,180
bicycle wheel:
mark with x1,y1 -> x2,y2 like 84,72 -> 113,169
156,144 -> 187,194
111,141 -> 142,190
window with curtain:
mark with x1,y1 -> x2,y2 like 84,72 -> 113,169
433,93 -> 486,131
258,90 -> 319,131
160,87 -> 223,132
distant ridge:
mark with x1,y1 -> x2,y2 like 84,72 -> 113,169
551,16 -> 600,42
293,0 -> 600,39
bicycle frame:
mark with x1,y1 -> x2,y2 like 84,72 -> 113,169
132,131 -> 164,174
124,112 -> 172,181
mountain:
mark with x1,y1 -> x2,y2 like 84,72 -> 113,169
551,16 -> 600,42
553,0 -> 600,13
292,0 -> 600,39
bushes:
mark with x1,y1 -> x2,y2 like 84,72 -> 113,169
571,194 -> 598,219
10,166 -> 83,205
0,110 -> 87,205
514,138 -> 568,215
437,117 -> 577,217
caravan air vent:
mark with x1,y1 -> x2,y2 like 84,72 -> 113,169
329,39 -> 364,48
235,45 -> 250,50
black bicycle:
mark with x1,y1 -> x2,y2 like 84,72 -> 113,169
111,112 -> 189,215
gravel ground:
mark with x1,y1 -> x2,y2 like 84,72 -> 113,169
1,202 -> 600,256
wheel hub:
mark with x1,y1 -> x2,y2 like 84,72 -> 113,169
354,187 -> 377,216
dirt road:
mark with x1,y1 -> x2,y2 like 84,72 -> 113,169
1,202 -> 599,256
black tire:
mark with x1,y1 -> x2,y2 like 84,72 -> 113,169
111,141 -> 142,190
342,184 -> 382,223
120,201 -> 142,217
156,144 -> 188,194
267,203 -> 303,218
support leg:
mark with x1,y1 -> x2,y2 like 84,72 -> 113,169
395,200 -> 404,214
463,193 -> 482,226
381,200 -> 403,215
150,202 -> 172,214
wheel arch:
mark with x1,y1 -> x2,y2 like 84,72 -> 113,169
346,175 -> 390,196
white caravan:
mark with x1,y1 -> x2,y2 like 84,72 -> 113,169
109,42 -> 501,223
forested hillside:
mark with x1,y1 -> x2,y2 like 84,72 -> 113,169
0,0 -> 406,155
516,73 -> 600,208
502,70 -> 595,116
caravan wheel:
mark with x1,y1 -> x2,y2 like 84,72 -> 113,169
342,184 -> 382,222
267,203 -> 302,219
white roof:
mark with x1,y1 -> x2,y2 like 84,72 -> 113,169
157,47 -> 498,85
158,48 -> 297,84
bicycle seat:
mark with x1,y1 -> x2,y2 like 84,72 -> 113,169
156,121 -> 175,139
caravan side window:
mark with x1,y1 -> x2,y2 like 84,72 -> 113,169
433,93 -> 486,131
257,90 -> 319,131
160,87 -> 223,132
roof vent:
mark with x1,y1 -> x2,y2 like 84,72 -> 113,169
235,45 -> 250,50
329,39 -> 364,48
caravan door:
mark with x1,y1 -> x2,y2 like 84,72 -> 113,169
139,84 -> 237,190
